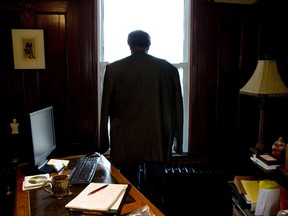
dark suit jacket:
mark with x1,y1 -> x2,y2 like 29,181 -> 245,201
99,52 -> 183,166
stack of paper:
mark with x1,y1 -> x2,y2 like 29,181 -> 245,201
65,183 -> 130,213
256,154 -> 279,165
233,175 -> 255,195
241,180 -> 259,204
240,179 -> 280,214
22,173 -> 50,190
250,154 -> 281,170
256,180 -> 280,215
47,159 -> 70,172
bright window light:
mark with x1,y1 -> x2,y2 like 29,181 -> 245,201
102,0 -> 184,64
98,0 -> 190,153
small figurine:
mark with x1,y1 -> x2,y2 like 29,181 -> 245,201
271,137 -> 286,160
10,118 -> 19,135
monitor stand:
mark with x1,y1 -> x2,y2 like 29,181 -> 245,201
38,163 -> 55,174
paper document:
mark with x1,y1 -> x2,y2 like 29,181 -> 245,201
47,159 -> 70,172
250,155 -> 280,170
234,175 -> 255,195
47,159 -> 69,167
65,183 -> 128,212
22,173 -> 50,190
255,188 -> 280,216
241,180 -> 259,203
255,180 -> 280,216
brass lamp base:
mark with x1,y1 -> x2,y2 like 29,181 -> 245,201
249,140 -> 265,155
255,141 -> 265,153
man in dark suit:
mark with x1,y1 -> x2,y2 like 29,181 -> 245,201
99,30 -> 183,209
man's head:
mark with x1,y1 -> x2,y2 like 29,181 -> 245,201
127,30 -> 151,53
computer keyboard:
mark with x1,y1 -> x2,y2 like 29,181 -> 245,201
69,156 -> 100,184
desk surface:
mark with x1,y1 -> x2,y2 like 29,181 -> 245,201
14,155 -> 165,216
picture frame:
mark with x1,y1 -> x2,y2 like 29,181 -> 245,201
12,29 -> 46,69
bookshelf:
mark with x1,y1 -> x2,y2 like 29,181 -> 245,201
231,158 -> 288,216
251,161 -> 288,190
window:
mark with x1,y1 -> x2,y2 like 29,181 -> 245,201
97,0 -> 190,153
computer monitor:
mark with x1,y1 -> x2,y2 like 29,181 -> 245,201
29,106 -> 56,173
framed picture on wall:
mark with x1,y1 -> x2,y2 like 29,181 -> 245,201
12,29 -> 46,69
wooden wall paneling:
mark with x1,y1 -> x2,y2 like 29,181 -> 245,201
35,13 -> 68,155
65,0 -> 98,155
65,1 -> 82,154
0,1 -> 72,162
188,0 -> 196,155
239,0 -> 288,154
212,5 -> 259,167
66,2 -> 80,152
189,0 -> 220,158
214,6 -> 259,166
256,0 -> 288,150
214,14 -> 242,165
0,0 -> 287,167
75,0 -> 98,153
0,10 -> 24,163
91,0 -> 99,154
189,1 -> 261,166
237,8 -> 260,158
273,5 -> 288,147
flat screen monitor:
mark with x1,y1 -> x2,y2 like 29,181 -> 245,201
29,106 -> 56,173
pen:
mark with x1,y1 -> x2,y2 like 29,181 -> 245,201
87,184 -> 108,196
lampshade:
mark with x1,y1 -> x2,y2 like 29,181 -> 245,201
240,60 -> 288,97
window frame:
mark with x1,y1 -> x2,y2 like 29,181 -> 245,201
97,0 -> 191,153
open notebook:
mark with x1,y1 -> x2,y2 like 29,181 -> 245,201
65,183 -> 131,215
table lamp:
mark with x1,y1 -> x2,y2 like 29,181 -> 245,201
240,60 -> 288,154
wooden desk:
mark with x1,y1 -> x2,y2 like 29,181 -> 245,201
14,155 -> 165,216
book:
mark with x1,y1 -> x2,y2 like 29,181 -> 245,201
250,155 -> 281,170
233,175 -> 255,195
240,180 -> 259,204
255,181 -> 280,216
65,183 -> 131,215
241,179 -> 280,214
22,173 -> 50,190
256,154 -> 279,165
